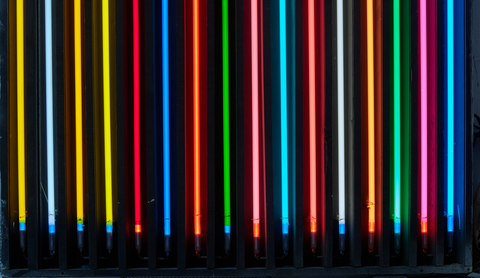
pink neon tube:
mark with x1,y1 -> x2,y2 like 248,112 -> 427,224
251,0 -> 261,258
307,0 -> 317,252
419,0 -> 428,252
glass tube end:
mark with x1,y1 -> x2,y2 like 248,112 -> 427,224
164,234 -> 171,254
106,224 -> 114,251
77,224 -> 84,250
195,233 -> 201,256
19,223 -> 26,252
394,232 -> 401,254
224,226 -> 231,253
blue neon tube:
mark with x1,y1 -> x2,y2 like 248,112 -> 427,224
446,0 -> 454,251
162,0 -> 171,254
279,0 -> 289,254
45,0 -> 56,256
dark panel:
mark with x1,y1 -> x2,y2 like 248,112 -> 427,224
235,0 -> 246,269
25,0 -> 39,270
293,0 -> 303,268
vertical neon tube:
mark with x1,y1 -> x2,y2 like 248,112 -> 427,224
221,0 -> 232,254
16,0 -> 27,252
251,0 -> 261,258
45,0 -> 56,255
366,0 -> 375,253
307,0 -> 317,253
102,0 -> 114,252
162,0 -> 171,255
393,0 -> 401,253
446,0 -> 454,252
133,0 -> 142,253
279,0 -> 289,255
337,0 -> 346,255
419,0 -> 428,252
193,0 -> 202,256
74,0 -> 85,251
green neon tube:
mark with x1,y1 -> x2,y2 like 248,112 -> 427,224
222,0 -> 231,254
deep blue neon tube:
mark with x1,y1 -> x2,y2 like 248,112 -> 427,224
279,0 -> 289,241
162,0 -> 171,238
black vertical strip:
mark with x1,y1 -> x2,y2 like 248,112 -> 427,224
25,0 -> 39,270
115,0 -> 127,270
263,0 -> 275,270
175,0 -> 186,269
54,0 -> 69,270
206,0 -> 216,269
408,0 -> 418,266
85,0 -> 98,269
331,0 -> 339,264
144,0 -> 156,270
345,0 -> 362,267
38,0 -> 47,269
269,0 -> 281,266
465,0 -> 473,268
235,0 -> 245,269
0,0 -> 9,270
381,0 -> 391,267
293,0 -> 303,269
435,0 -> 445,267
323,0 -> 334,268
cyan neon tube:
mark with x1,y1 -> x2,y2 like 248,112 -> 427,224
393,0 -> 401,254
162,0 -> 171,255
446,0 -> 454,252
45,0 -> 56,256
279,0 -> 289,255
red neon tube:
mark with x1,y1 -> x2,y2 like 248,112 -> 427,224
251,0 -> 261,258
133,0 -> 142,253
307,0 -> 317,251
193,0 -> 202,256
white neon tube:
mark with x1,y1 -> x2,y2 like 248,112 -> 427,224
45,0 -> 56,255
337,0 -> 345,254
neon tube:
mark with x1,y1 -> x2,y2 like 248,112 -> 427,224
17,0 -> 27,253
419,0 -> 428,252
251,0 -> 261,258
193,0 -> 202,256
393,0 -> 401,254
446,0 -> 454,252
162,0 -> 171,255
74,0 -> 86,251
102,0 -> 114,252
307,0 -> 317,253
45,0 -> 56,255
279,0 -> 289,255
366,0 -> 375,253
221,0 -> 232,254
133,0 -> 142,253
337,0 -> 346,255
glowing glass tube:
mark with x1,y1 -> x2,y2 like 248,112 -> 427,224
133,0 -> 142,253
446,0 -> 454,252
251,0 -> 261,258
74,0 -> 85,251
193,0 -> 202,256
221,0 -> 232,254
419,0 -> 428,252
337,0 -> 346,255
393,0 -> 401,254
366,0 -> 375,253
102,0 -> 114,252
45,0 -> 56,255
162,0 -> 171,255
279,0 -> 289,255
17,0 -> 27,253
307,0 -> 317,253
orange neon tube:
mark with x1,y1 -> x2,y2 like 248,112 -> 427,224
193,0 -> 202,256
366,0 -> 375,253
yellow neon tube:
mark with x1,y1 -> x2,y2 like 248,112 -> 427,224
102,0 -> 114,251
17,0 -> 26,242
74,0 -> 84,228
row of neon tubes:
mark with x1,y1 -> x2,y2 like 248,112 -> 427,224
12,0 -> 464,257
